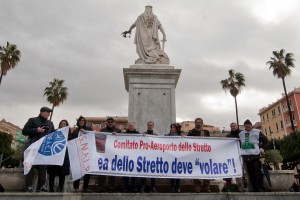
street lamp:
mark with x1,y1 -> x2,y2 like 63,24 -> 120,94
271,132 -> 276,149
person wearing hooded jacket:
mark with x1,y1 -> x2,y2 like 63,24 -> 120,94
71,116 -> 93,193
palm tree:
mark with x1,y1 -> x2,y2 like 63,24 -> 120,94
220,69 -> 246,126
0,42 -> 21,85
267,49 -> 295,132
43,78 -> 69,120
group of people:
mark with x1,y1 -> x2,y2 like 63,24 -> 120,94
22,106 -> 269,193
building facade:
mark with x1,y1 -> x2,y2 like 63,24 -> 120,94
0,119 -> 22,149
180,121 -> 220,134
258,87 -> 300,140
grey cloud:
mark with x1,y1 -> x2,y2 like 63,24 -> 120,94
1,0 -> 300,130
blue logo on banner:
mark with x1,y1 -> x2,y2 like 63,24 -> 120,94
38,130 -> 66,156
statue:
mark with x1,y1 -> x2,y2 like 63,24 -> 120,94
122,5 -> 170,65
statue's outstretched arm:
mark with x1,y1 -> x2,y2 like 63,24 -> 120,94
121,22 -> 136,38
158,24 -> 167,41
128,22 -> 136,34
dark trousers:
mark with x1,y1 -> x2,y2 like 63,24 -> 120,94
98,175 -> 115,190
170,179 -> 180,190
73,174 -> 90,190
48,173 -> 65,192
25,165 -> 47,189
194,179 -> 211,192
244,158 -> 264,191
123,177 -> 136,191
140,177 -> 156,188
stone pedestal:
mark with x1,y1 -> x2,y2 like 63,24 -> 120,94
123,64 -> 181,135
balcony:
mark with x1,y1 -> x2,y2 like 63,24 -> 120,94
285,120 -> 297,127
282,106 -> 294,113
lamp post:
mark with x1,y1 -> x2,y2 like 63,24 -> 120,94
271,133 -> 276,149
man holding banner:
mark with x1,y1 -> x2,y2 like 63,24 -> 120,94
188,117 -> 211,193
98,117 -> 121,193
22,107 -> 55,192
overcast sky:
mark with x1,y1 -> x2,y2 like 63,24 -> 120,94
1,0 -> 300,131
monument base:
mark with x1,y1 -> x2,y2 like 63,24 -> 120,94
123,64 -> 181,134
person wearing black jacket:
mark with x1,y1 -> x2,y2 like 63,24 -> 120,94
47,119 -> 71,192
223,122 -> 245,192
140,121 -> 157,193
123,122 -> 140,192
71,116 -> 93,193
22,107 -> 55,192
188,118 -> 211,193
166,123 -> 182,192
98,117 -> 121,192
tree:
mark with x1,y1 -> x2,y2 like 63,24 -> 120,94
267,49 -> 295,132
0,41 -> 21,85
0,131 -> 19,167
279,131 -> 300,170
43,78 -> 68,120
280,131 -> 300,161
220,69 -> 246,126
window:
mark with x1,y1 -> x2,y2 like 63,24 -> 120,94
276,123 -> 278,131
281,121 -> 284,129
269,126 -> 272,133
278,106 -> 281,114
267,113 -> 269,119
263,116 -> 265,122
272,109 -> 276,116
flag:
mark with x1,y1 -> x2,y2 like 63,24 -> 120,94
23,126 -> 69,175
67,132 -> 95,181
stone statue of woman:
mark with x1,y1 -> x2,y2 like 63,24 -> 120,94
122,5 -> 170,65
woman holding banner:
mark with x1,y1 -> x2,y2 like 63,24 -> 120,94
166,123 -> 182,193
47,119 -> 71,192
71,116 -> 93,193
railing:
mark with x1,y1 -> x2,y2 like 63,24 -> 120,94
282,106 -> 294,113
285,120 -> 297,127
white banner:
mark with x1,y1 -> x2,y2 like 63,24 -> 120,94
68,132 -> 243,181
23,126 -> 69,175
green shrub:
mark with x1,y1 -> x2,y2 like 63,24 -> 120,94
264,149 -> 283,169
280,131 -> 300,161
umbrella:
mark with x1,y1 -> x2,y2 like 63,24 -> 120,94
262,163 -> 272,187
